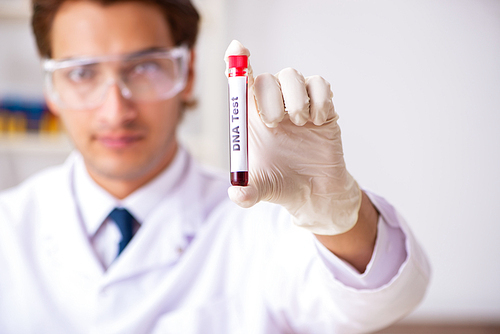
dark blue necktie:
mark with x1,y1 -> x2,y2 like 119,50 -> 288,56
108,208 -> 135,256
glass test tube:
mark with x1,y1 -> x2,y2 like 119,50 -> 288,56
227,55 -> 249,186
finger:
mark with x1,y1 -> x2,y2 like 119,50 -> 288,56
253,73 -> 286,128
276,68 -> 310,126
305,75 -> 336,125
224,40 -> 254,87
228,185 -> 260,208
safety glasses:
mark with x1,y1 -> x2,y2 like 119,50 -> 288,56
42,45 -> 190,110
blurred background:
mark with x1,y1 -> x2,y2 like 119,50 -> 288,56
1,0 -> 499,331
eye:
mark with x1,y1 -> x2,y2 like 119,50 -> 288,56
66,66 -> 96,83
132,61 -> 161,75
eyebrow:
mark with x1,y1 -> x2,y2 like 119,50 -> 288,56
56,46 -> 172,62
123,47 -> 170,59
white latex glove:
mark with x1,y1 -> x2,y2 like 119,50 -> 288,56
225,40 -> 362,235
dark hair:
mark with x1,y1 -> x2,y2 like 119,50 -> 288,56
31,0 -> 200,58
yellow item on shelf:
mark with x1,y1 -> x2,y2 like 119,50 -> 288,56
7,113 -> 27,133
0,111 -> 7,132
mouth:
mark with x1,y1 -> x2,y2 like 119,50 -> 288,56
95,133 -> 144,149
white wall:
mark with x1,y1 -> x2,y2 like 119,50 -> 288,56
1,0 -> 499,323
0,17 -> 43,96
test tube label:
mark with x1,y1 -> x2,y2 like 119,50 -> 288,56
228,76 -> 248,172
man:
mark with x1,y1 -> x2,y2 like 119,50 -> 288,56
0,0 -> 430,333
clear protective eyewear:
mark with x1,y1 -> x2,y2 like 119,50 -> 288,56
42,45 -> 190,110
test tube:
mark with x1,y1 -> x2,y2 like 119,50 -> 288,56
227,55 -> 249,186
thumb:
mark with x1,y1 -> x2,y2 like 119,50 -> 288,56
224,40 -> 254,87
227,184 -> 260,208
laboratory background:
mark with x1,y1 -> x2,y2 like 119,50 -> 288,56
1,0 -> 499,330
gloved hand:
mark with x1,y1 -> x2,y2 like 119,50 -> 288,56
225,40 -> 362,235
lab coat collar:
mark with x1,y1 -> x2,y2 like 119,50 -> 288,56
73,154 -> 116,237
121,147 -> 188,225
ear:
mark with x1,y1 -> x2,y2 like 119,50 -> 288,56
44,94 -> 61,117
181,48 -> 196,103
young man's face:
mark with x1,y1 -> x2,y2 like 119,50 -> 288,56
49,1 -> 193,193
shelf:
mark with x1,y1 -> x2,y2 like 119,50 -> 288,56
0,133 -> 73,191
0,132 -> 73,154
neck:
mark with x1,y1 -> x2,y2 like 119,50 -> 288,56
86,145 -> 178,200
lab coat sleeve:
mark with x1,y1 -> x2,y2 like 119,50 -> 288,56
263,192 -> 431,333
313,190 -> 409,290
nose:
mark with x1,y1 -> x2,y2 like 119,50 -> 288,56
96,82 -> 138,127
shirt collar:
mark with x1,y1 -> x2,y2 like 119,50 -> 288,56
73,147 -> 188,237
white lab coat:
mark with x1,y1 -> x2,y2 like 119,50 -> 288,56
0,153 -> 430,334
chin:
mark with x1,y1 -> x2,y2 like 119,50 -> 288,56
87,157 -> 149,180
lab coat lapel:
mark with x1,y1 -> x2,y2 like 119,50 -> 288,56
39,159 -> 104,280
